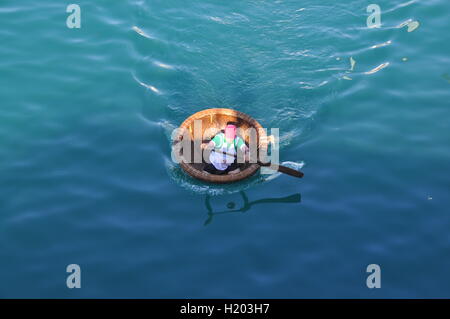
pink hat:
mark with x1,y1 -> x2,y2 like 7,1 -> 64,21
225,124 -> 237,140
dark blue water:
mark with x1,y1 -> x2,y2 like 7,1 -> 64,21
1,0 -> 450,298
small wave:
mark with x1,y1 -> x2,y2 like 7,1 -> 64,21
209,16 -> 229,25
132,73 -> 162,94
406,21 -> 420,32
396,19 -> 420,32
283,49 -> 311,57
166,156 -> 305,196
132,26 -> 154,39
278,130 -> 298,147
370,40 -> 392,49
396,19 -> 413,28
385,0 -> 418,13
156,120 -> 178,140
299,80 -> 328,90
349,57 -> 356,71
231,12 -> 250,22
154,61 -> 175,70
364,62 -> 390,75
208,13 -> 250,25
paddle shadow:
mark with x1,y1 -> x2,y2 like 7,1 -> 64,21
203,191 -> 301,225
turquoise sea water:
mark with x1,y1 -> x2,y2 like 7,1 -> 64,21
1,0 -> 449,298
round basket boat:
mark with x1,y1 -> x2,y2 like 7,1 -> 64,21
174,108 -> 268,184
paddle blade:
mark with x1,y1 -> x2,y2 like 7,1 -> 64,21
276,165 -> 304,178
259,162 -> 304,178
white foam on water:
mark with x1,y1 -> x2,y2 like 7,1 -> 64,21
370,40 -> 392,49
396,19 -> 420,32
407,21 -> 420,32
132,74 -> 162,94
209,13 -> 250,25
154,61 -> 175,70
231,12 -> 250,22
364,62 -> 390,75
350,57 -> 356,71
261,161 -> 305,182
284,49 -> 311,57
279,130 -> 297,147
300,80 -> 328,90
385,0 -> 418,13
166,156 -> 305,196
132,26 -> 154,39
209,16 -> 229,25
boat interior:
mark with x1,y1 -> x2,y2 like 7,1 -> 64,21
177,113 -> 259,174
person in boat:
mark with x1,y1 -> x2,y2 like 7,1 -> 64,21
203,122 -> 249,175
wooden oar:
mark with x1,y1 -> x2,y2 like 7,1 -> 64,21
257,161 -> 304,178
213,150 -> 304,178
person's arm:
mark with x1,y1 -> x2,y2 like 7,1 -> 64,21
201,140 -> 215,150
235,137 -> 249,161
241,144 -> 249,161
208,134 -> 223,150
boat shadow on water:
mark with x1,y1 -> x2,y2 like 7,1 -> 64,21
203,191 -> 301,225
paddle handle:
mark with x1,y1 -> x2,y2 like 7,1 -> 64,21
211,150 -> 304,179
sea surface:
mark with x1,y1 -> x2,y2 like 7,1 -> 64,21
1,0 -> 449,298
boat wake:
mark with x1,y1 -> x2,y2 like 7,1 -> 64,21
165,157 -> 305,196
